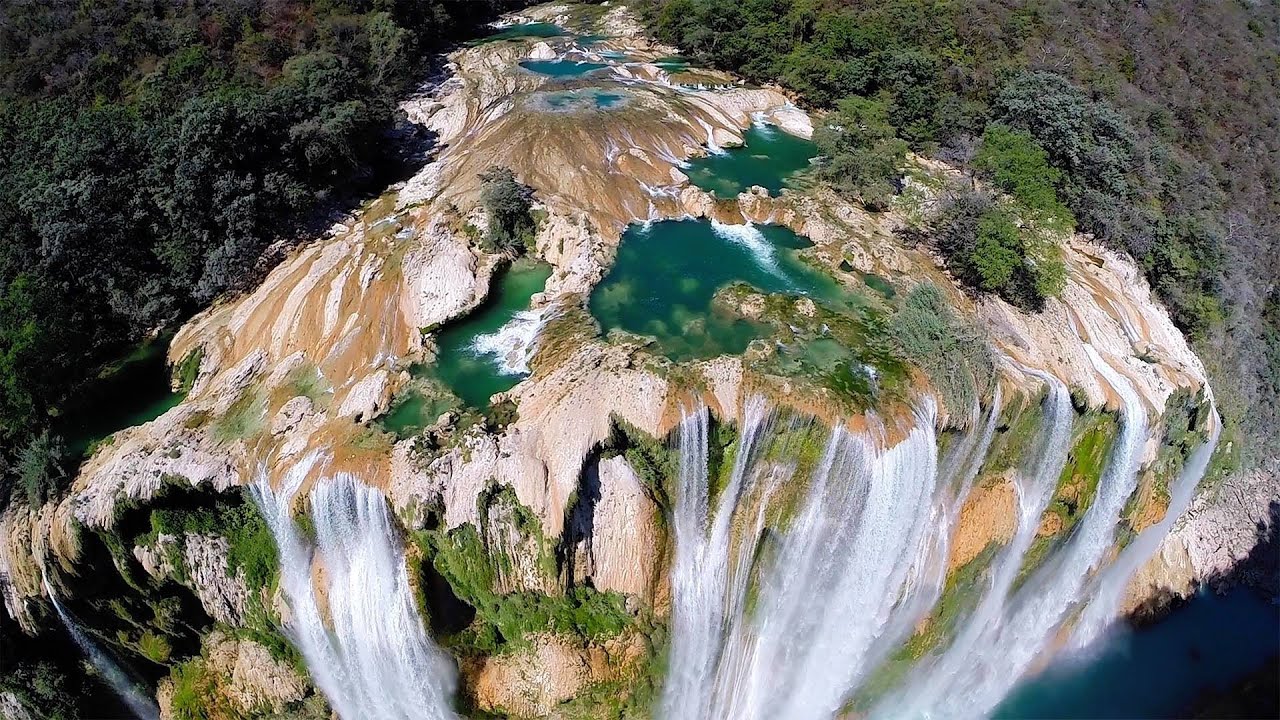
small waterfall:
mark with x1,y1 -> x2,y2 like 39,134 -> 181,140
252,454 -> 457,720
661,397 -> 942,720
472,304 -> 556,375
708,220 -> 786,280
878,369 -> 1073,718
1068,404 -> 1222,648
42,573 -> 160,720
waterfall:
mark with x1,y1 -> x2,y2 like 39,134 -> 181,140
251,454 -> 457,720
42,573 -> 160,720
661,396 -> 942,720
472,304 -> 556,375
877,368 -> 1073,718
890,346 -> 1148,718
1068,404 -> 1221,648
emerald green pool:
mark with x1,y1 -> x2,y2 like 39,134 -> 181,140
437,260 -> 553,410
533,88 -> 627,112
684,123 -> 816,197
58,339 -> 184,458
519,59 -> 608,78
471,22 -> 566,44
588,220 -> 844,360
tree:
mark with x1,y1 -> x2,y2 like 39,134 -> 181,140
974,124 -> 1073,232
813,95 -> 908,209
479,166 -> 536,254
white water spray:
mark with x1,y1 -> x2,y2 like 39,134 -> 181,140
252,455 -> 457,720
42,573 -> 160,720
471,304 -> 556,375
879,368 -> 1073,718
709,220 -> 787,281
1069,404 -> 1221,648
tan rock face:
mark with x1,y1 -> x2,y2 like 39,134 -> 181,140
569,456 -> 661,599
468,632 -> 647,717
948,474 -> 1018,572
1122,457 -> 1280,614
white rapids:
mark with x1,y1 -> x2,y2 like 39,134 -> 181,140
251,453 -> 458,720
471,304 -> 556,375
885,346 -> 1149,718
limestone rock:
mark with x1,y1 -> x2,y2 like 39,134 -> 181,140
336,370 -> 392,423
577,456 -> 660,598
182,535 -> 250,626
468,633 -> 646,717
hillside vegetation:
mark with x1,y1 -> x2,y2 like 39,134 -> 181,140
0,0 -> 515,506
643,0 -> 1280,454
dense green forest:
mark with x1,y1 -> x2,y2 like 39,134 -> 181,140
0,0 -> 519,508
643,0 -> 1280,455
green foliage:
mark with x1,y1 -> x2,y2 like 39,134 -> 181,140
974,124 -> 1072,233
642,0 -> 1277,451
212,389 -> 266,443
479,166 -> 537,254
145,491 -> 278,588
0,0 -> 515,507
173,348 -> 203,396
138,630 -> 173,664
9,429 -> 68,508
813,95 -> 908,209
933,188 -> 1066,310
422,521 -> 635,655
169,658 -> 216,720
892,284 -> 993,416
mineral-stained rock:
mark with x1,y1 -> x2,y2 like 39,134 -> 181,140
578,456 -> 661,599
468,632 -> 647,717
1123,457 -> 1280,615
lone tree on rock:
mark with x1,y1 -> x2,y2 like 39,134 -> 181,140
479,166 -> 536,254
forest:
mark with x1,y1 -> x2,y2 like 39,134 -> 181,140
643,0 -> 1280,456
0,0 -> 517,508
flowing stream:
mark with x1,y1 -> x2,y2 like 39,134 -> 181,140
43,573 -> 161,720
877,367 -> 1074,718
251,454 -> 457,720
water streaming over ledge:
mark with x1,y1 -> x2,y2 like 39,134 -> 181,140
662,396 -> 947,720
882,346 -> 1151,719
252,454 -> 457,720
43,573 -> 161,720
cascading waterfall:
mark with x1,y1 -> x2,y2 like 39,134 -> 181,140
661,395 -> 944,720
42,573 -> 161,720
472,304 -> 557,375
877,368 -> 1074,719
890,346 -> 1149,718
1068,404 -> 1222,649
251,453 -> 457,720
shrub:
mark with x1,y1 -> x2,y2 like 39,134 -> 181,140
892,284 -> 993,416
12,430 -> 67,508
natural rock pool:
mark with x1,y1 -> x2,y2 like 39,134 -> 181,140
588,219 -> 846,361
381,258 -> 553,435
519,59 -> 609,78
470,22 -> 566,44
683,121 -> 817,197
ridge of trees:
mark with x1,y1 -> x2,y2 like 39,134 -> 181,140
644,0 -> 1280,449
0,0 -> 522,508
